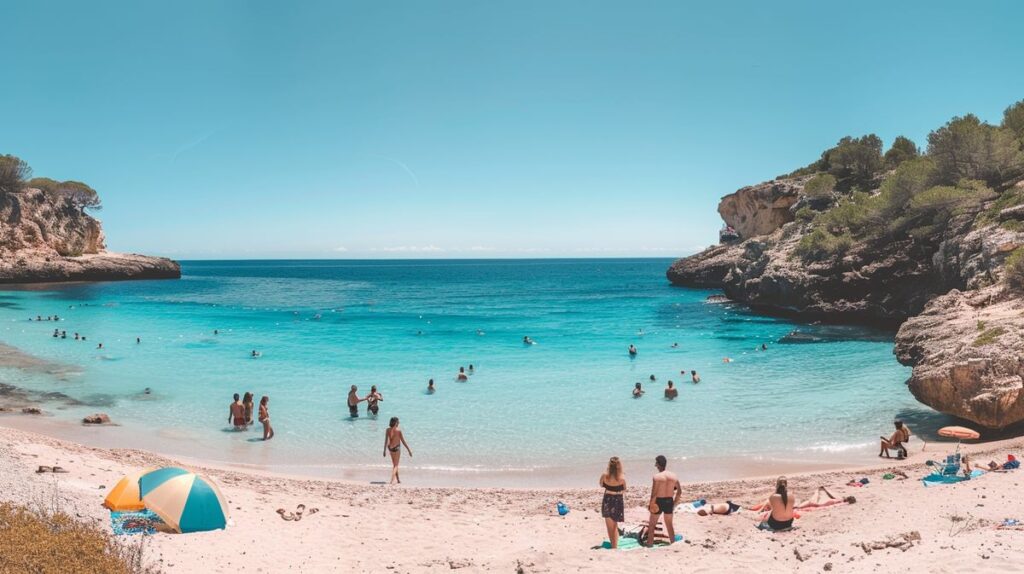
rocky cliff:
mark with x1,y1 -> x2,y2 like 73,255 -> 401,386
0,188 -> 179,283
667,121 -> 1024,429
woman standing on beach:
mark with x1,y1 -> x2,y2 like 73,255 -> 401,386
384,417 -> 412,484
599,457 -> 626,548
258,396 -> 274,441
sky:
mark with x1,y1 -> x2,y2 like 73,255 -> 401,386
2,1 -> 1023,259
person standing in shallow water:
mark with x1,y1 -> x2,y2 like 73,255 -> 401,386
366,385 -> 383,416
228,393 -> 245,429
384,417 -> 412,484
427,379 -> 435,394
258,396 -> 274,440
242,392 -> 255,425
347,385 -> 363,418
664,381 -> 678,400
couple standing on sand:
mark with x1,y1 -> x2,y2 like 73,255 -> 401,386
229,392 -> 274,440
347,385 -> 383,418
599,455 -> 682,548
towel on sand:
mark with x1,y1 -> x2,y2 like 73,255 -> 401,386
922,469 -> 984,487
600,535 -> 683,550
110,509 -> 163,536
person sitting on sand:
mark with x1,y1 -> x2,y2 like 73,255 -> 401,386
427,379 -> 435,394
756,476 -> 795,531
366,385 -> 383,416
647,455 -> 682,546
691,370 -> 701,384
258,395 -> 274,440
347,385 -> 364,418
633,382 -> 644,398
599,457 -> 626,549
664,381 -> 678,400
228,393 -> 246,429
795,486 -> 855,509
628,344 -> 638,356
242,392 -> 255,425
879,420 -> 910,459
456,367 -> 468,381
696,501 -> 742,516
384,417 -> 412,484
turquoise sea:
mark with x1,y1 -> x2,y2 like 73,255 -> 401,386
0,259 -> 947,486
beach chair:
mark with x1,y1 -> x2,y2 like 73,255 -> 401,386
925,451 -> 961,477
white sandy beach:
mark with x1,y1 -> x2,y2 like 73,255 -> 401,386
2,422 -> 1023,573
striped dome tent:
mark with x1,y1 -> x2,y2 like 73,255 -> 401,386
139,467 -> 230,533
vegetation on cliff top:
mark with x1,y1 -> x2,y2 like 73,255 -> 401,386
789,100 -> 1024,264
0,154 -> 101,213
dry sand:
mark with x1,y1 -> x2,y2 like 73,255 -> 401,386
3,423 -> 1024,573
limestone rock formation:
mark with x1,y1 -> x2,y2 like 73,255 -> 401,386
0,188 -> 179,283
717,178 -> 804,239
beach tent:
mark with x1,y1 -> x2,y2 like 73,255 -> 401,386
139,467 -> 229,533
103,469 -> 152,511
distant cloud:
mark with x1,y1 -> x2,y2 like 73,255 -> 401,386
371,245 -> 444,253
333,246 -> 348,252
468,245 -> 496,252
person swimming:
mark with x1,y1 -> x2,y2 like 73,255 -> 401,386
456,367 -> 468,381
52,329 -> 59,338
136,337 -> 141,344
60,331 -> 66,339
427,379 -> 435,394
628,344 -> 638,356
74,333 -> 79,340
214,329 -> 219,335
97,343 -> 103,349
468,364 -> 474,374
761,343 -> 768,351
632,382 -> 644,398
523,336 -> 534,345
649,374 -> 656,382
664,381 -> 678,400
251,350 -> 261,358
671,342 -> 679,348
722,357 -> 733,363
691,370 -> 701,384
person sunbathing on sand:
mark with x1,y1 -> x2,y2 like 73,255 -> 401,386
755,476 -> 795,531
795,486 -> 855,509
646,455 -> 681,546
697,501 -> 741,516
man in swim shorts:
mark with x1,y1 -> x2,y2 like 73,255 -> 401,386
647,455 -> 682,546
664,381 -> 678,400
347,385 -> 363,418
228,393 -> 246,429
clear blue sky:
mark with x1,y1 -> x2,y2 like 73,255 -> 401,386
2,1 -> 1022,259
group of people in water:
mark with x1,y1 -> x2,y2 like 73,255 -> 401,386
228,392 -> 274,440
632,370 -> 701,399
598,455 -> 852,548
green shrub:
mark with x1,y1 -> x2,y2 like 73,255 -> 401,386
977,188 -> 1024,227
1004,99 -> 1024,144
927,114 -> 1024,187
795,206 -> 817,221
884,135 -> 920,169
0,154 -> 32,194
794,228 -> 853,261
973,326 -> 1007,347
1006,247 -> 1024,291
803,173 -> 837,199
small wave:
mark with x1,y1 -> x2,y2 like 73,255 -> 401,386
806,441 -> 873,453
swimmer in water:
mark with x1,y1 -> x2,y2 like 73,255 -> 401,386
74,333 -> 79,340
214,329 -> 219,335
427,379 -> 435,394
523,336 -> 534,345
761,343 -> 768,351
468,364 -> 475,374
633,382 -> 644,398
456,367 -> 468,382
97,343 -> 103,349
477,329 -> 485,336
691,370 -> 701,384
136,337 -> 141,344
628,344 -> 638,356
637,329 -> 644,337
61,331 -> 66,339
649,374 -> 656,382
251,350 -> 260,358
723,357 -> 733,363
52,329 -> 59,338
671,342 -> 679,348
665,381 -> 678,400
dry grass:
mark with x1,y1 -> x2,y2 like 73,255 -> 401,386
0,496 -> 158,574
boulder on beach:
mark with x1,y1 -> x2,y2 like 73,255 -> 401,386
82,413 -> 111,424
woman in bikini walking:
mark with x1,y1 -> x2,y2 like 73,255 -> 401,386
384,417 -> 412,484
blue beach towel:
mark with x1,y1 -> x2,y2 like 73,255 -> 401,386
110,509 -> 163,536
921,469 -> 984,487
600,534 -> 683,550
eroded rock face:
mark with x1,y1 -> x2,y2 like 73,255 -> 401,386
895,288 -> 1024,429
0,188 -> 180,283
717,178 -> 804,239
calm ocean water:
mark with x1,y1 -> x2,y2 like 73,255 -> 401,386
0,259 -> 945,486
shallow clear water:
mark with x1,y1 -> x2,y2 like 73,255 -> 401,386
0,259 -> 938,485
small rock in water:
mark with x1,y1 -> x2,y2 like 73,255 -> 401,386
83,413 -> 111,424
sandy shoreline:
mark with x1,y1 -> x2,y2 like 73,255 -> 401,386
3,423 -> 1024,573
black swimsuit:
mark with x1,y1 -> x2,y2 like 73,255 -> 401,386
600,480 -> 625,522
